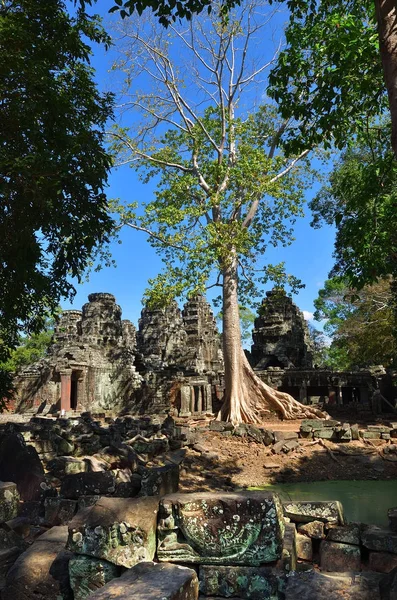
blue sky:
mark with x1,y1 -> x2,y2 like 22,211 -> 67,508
62,1 -> 337,331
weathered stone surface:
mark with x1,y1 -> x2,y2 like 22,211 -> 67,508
320,540 -> 361,572
285,571 -> 382,600
251,291 -> 314,369
69,554 -> 120,600
47,457 -> 87,478
88,561 -> 199,600
283,501 -> 344,524
297,521 -> 325,540
369,551 -> 397,573
296,533 -> 312,562
3,526 -> 73,600
0,434 -> 45,501
67,496 -> 158,568
44,497 -> 77,526
157,491 -> 285,565
388,507 -> 397,533
326,524 -> 360,546
199,565 -> 280,600
0,547 -> 21,587
140,463 -> 179,497
379,566 -> 397,600
276,522 -> 296,573
361,525 -> 397,555
0,483 -> 20,523
61,471 -> 116,499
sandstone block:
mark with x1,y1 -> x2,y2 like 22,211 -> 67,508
313,429 -> 337,440
362,526 -> 397,555
379,566 -> 397,600
283,501 -> 344,524
88,561 -> 199,600
61,471 -> 116,499
67,496 -> 158,568
44,497 -> 77,526
157,491 -> 284,565
388,507 -> 397,533
285,571 -> 382,600
297,521 -> 325,539
0,483 -> 20,523
369,551 -> 397,573
301,420 -> 339,430
0,434 -> 45,501
199,565 -> 280,600
296,533 -> 312,561
320,540 -> 361,572
47,456 -> 87,478
3,526 -> 73,600
351,424 -> 359,440
276,522 -> 296,573
362,431 -> 381,439
69,554 -> 120,599
140,463 -> 179,496
326,524 -> 360,546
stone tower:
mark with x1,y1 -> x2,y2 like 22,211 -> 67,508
182,295 -> 223,374
251,290 -> 313,369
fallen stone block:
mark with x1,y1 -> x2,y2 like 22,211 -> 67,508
276,522 -> 296,573
379,566 -> 397,600
47,456 -> 87,478
3,526 -> 73,600
296,533 -> 312,562
362,431 -> 381,440
369,551 -> 397,573
282,440 -> 299,453
140,463 -> 179,496
69,554 -> 120,600
199,565 -> 280,600
301,420 -> 339,430
272,440 -> 287,454
326,524 -> 360,546
67,496 -> 158,568
273,431 -> 299,443
320,540 -> 361,572
88,560 -> 199,600
361,525 -> 397,554
0,434 -> 45,501
351,424 -> 359,440
157,491 -> 285,565
61,471 -> 116,499
0,547 -> 22,587
0,483 -> 20,523
313,429 -> 338,440
261,429 -> 275,446
297,521 -> 325,540
283,501 -> 344,525
388,507 -> 397,533
285,570 -> 382,600
44,497 -> 77,526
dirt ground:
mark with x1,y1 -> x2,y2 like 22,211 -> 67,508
179,418 -> 397,493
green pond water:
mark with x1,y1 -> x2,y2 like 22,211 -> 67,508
253,480 -> 397,527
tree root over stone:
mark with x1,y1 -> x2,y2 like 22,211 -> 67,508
218,349 -> 329,424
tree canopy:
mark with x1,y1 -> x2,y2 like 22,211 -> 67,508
314,277 -> 395,370
0,0 -> 114,388
110,2 -> 327,422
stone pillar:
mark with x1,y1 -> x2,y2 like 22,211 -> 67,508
205,384 -> 213,412
179,386 -> 191,416
60,369 -> 72,412
196,387 -> 203,413
299,382 -> 307,405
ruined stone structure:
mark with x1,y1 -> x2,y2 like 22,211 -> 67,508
14,293 -> 223,417
251,290 -> 314,370
13,289 -> 391,417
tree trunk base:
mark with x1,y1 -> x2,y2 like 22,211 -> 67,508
218,352 -> 328,424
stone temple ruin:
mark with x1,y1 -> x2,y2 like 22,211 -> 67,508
13,290 -> 392,417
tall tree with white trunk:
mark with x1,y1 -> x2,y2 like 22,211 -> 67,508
110,1 -> 327,423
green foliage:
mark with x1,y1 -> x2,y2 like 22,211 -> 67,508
109,0 -> 240,26
0,0 -> 114,395
1,316 -> 56,373
314,277 -> 395,369
216,305 -> 256,344
310,122 -> 397,289
268,0 -> 386,153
